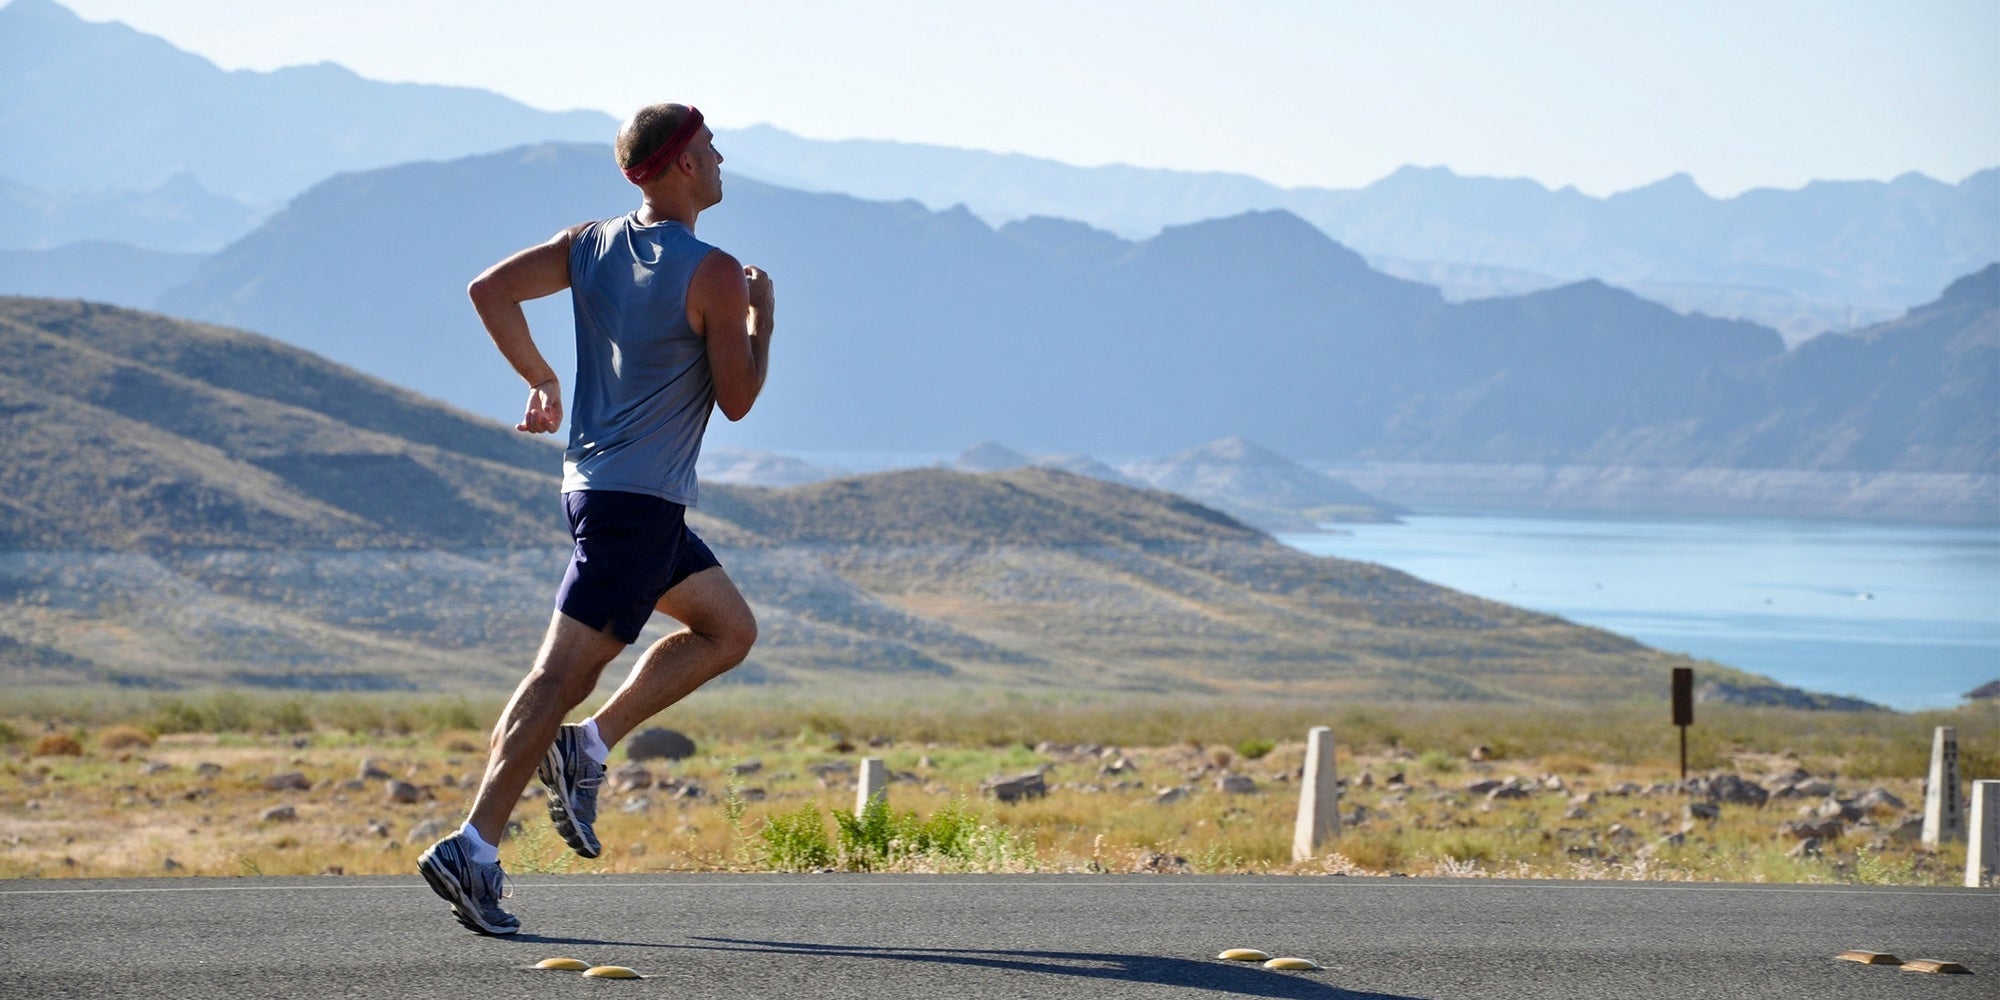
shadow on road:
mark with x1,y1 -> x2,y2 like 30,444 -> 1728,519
676,936 -> 1424,999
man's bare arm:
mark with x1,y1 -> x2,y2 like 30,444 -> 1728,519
468,225 -> 585,434
690,250 -> 774,422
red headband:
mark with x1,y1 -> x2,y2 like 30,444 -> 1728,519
622,107 -> 705,185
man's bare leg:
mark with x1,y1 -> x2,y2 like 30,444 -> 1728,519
464,610 -> 626,844
589,566 -> 757,747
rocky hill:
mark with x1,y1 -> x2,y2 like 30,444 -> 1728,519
0,298 -> 1740,700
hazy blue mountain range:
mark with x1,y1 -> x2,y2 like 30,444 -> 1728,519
718,127 -> 1997,341
0,172 -> 267,253
5,0 -> 1991,343
147,142 -> 1997,489
0,241 -> 204,311
3,296 -> 1753,701
0,0 -> 614,206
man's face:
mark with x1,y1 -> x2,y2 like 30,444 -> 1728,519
688,127 -> 724,206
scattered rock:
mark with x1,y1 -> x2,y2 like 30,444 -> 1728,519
674,783 -> 704,799
1808,798 -> 1863,823
1469,744 -> 1493,762
365,820 -> 391,838
263,772 -> 311,792
982,772 -> 1048,803
625,728 -> 697,761
1856,787 -> 1905,813
1154,786 -> 1193,805
358,759 -> 392,781
1685,802 -> 1720,822
260,805 -> 298,823
621,796 -> 651,814
162,857 -> 183,872
1138,851 -> 1189,872
197,762 -> 224,777
1787,837 -> 1824,859
1779,818 -> 1843,841
1464,779 -> 1504,796
730,759 -> 763,776
1607,782 -> 1641,797
385,780 -> 424,805
1694,773 -> 1769,807
408,819 -> 450,843
611,763 -> 653,792
140,761 -> 174,776
1886,814 -> 1924,841
1488,785 -> 1532,801
1216,774 -> 1257,794
338,779 -> 366,792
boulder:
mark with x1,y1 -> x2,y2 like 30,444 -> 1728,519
259,805 -> 298,823
262,772 -> 311,792
982,772 -> 1048,803
626,728 -> 697,761
1216,774 -> 1257,794
385,780 -> 424,805
1696,773 -> 1769,807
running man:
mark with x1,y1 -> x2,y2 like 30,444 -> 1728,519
419,103 -> 774,935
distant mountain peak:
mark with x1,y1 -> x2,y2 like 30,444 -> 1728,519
1615,171 -> 1710,202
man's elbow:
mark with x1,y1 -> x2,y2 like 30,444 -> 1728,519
717,397 -> 754,422
467,274 -> 499,309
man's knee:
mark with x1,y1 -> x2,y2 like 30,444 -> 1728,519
713,605 -> 757,665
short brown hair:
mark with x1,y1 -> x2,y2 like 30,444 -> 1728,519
617,103 -> 699,171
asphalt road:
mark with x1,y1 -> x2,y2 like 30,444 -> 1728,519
0,874 -> 1993,999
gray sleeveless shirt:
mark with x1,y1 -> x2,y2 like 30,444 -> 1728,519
561,214 -> 718,505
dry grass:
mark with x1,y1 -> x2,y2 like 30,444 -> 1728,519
0,696 -> 1989,885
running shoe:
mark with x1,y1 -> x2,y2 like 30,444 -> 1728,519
417,833 -> 519,935
538,723 -> 604,858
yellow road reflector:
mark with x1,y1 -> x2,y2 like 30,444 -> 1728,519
1836,950 -> 1901,965
1263,957 -> 1323,971
1900,959 -> 1971,975
533,958 -> 589,971
1217,948 -> 1271,962
582,965 -> 644,979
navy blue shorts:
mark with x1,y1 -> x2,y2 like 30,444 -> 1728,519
555,490 -> 721,645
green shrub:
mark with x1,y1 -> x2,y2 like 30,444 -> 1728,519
1234,738 -> 1275,761
760,803 -> 833,871
833,795 -> 898,870
1417,748 -> 1459,774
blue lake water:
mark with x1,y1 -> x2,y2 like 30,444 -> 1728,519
1277,514 -> 2000,711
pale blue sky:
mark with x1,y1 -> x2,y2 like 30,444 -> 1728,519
56,0 -> 2000,197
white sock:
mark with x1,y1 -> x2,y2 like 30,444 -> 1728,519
458,821 -> 500,864
578,717 -> 610,765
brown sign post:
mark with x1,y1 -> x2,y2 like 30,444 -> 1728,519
1672,668 -> 1694,782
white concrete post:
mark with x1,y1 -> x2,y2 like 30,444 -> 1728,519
1292,726 -> 1341,862
1967,780 -> 1999,889
1922,726 -> 1963,848
856,757 -> 887,818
